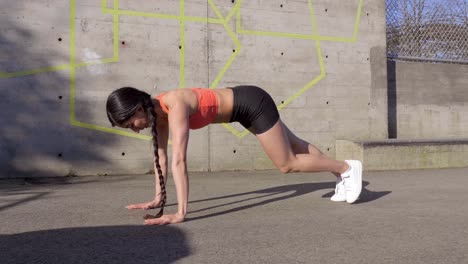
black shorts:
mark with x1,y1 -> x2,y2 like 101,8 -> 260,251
229,85 -> 280,134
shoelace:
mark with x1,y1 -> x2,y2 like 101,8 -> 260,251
335,180 -> 345,196
342,176 -> 356,191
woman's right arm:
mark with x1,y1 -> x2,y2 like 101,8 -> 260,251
126,118 -> 169,210
143,100 -> 189,225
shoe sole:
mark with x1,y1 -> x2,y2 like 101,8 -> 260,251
331,180 -> 346,202
331,192 -> 346,202
331,197 -> 346,202
346,160 -> 362,204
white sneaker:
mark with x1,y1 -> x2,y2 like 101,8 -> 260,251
330,179 -> 346,202
341,160 -> 363,204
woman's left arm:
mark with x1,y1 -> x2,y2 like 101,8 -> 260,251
144,101 -> 190,225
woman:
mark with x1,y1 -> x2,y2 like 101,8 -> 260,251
106,85 -> 362,225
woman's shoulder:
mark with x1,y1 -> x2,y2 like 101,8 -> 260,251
155,89 -> 181,100
156,89 -> 197,107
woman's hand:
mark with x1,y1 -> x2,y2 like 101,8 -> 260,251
126,199 -> 161,210
143,213 -> 185,225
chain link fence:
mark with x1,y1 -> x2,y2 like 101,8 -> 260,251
386,0 -> 468,64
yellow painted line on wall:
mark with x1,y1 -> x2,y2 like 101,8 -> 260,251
101,0 -> 106,13
77,0 -> 120,67
0,0 -> 360,79
0,0 -> 119,79
69,0 -> 144,139
0,0 -> 363,141
224,0 -> 329,138
308,0 -> 326,73
0,57 -> 118,79
69,66 -> 77,123
208,0 -> 246,138
103,8 -> 179,20
208,0 -> 241,89
0,64 -> 72,78
353,0 -> 364,42
236,0 -> 363,43
207,0 -> 225,22
78,0 -> 120,68
221,123 -> 250,138
236,29 -> 358,42
70,0 -> 152,141
102,0 -> 223,24
225,0 -> 242,24
105,9 -> 224,24
112,0 -> 120,62
221,123 -> 244,137
71,119 -> 152,140
278,0 -> 326,111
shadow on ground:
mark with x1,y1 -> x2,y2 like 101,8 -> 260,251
0,176 -> 138,213
0,225 -> 190,264
183,181 -> 391,221
321,181 -> 392,204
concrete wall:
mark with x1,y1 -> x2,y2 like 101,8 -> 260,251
388,61 -> 468,139
0,0 -> 387,177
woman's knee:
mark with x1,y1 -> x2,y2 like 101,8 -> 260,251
279,166 -> 292,174
277,160 -> 297,174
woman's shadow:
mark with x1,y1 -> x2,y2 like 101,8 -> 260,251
0,225 -> 190,264
183,181 -> 391,222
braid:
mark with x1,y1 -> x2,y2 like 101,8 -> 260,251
144,98 -> 166,219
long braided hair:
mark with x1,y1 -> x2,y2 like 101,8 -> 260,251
106,87 -> 166,218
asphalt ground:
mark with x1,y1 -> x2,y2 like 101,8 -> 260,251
1,168 -> 467,264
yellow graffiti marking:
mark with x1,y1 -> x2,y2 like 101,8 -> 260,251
68,0 -> 140,139
207,0 -> 241,89
236,0 -> 363,43
0,0 -> 363,140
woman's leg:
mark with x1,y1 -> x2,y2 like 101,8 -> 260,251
281,123 -> 342,178
256,119 -> 349,174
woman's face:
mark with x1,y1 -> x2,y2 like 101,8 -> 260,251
121,106 -> 149,133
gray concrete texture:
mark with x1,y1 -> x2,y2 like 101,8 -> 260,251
388,61 -> 468,139
0,0 -> 387,177
337,139 -> 468,171
1,168 -> 468,263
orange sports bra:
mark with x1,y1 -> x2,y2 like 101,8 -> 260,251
156,88 -> 219,129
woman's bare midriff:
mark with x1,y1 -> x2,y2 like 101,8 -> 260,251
153,88 -> 234,124
213,88 -> 234,123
